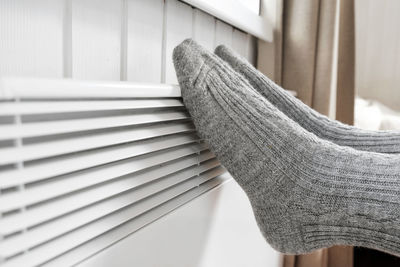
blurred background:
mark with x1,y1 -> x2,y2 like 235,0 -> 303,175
354,0 -> 400,132
353,0 -> 400,266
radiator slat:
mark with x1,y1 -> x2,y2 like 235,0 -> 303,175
42,174 -> 229,267
0,78 -> 181,99
0,135 -> 205,188
0,164 -> 223,258
0,110 -> 190,140
0,152 -> 216,235
2,169 -> 225,267
0,144 -> 213,214
0,99 -> 184,115
0,122 -> 195,165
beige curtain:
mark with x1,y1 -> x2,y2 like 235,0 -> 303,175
258,0 -> 355,266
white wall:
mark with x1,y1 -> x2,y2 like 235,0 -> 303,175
0,0 -> 257,83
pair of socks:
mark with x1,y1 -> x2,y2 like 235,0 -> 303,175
214,45 -> 400,154
173,39 -> 400,256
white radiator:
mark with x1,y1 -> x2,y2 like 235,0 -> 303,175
0,77 -> 229,266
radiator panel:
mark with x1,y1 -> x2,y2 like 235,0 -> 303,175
0,78 -> 227,266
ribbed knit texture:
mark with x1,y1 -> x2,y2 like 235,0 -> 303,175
215,45 -> 400,154
173,39 -> 400,255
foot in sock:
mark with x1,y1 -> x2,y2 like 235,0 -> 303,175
214,45 -> 400,154
173,39 -> 400,256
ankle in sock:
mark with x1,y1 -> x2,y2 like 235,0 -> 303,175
174,39 -> 400,256
214,45 -> 400,154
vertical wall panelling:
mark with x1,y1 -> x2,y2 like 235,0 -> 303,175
180,0 -> 271,41
232,28 -> 248,58
120,0 -> 128,81
246,35 -> 257,66
193,9 -> 216,51
126,0 -> 164,82
215,20 -> 233,49
63,0 -> 73,78
164,0 -> 193,84
0,0 -> 64,77
71,0 -> 122,80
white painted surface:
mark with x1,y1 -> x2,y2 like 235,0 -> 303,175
71,0 -> 122,80
127,0 -> 163,82
215,20 -> 233,48
0,77 -> 181,99
80,179 -> 282,267
238,0 -> 261,14
193,9 -> 216,51
233,28 -> 249,58
164,0 -> 193,84
181,0 -> 272,41
0,0 -> 64,77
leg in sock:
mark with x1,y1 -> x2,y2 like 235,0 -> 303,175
174,39 -> 400,255
214,45 -> 400,154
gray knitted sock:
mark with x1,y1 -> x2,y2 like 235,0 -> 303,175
173,39 -> 400,256
215,45 -> 400,154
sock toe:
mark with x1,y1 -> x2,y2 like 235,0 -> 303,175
214,44 -> 231,59
214,44 -> 245,68
172,39 -> 227,119
172,39 -> 218,137
173,39 -> 212,87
